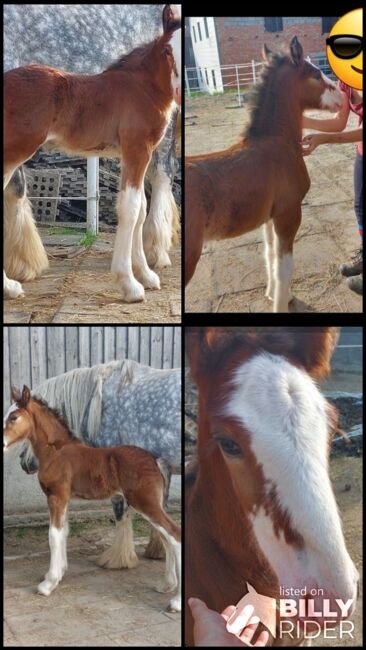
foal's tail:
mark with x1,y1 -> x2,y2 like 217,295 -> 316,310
4,166 -> 49,282
157,457 -> 171,493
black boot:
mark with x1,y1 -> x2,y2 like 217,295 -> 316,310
339,249 -> 363,277
347,274 -> 363,295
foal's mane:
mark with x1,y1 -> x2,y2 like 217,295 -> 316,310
105,39 -> 157,72
243,53 -> 293,140
27,395 -> 76,440
104,31 -> 174,73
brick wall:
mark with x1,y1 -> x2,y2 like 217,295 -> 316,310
215,17 -> 335,64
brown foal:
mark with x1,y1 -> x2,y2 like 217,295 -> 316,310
4,5 -> 181,302
185,328 -> 358,645
185,37 -> 343,312
4,386 -> 181,611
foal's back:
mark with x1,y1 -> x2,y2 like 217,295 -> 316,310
41,443 -> 163,501
4,64 -> 164,159
186,137 -> 309,242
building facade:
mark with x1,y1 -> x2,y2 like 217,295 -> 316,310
187,16 -> 338,94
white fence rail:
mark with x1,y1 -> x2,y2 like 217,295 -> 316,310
185,55 -> 336,105
3,326 -> 181,408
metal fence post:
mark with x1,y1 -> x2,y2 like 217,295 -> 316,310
235,64 -> 241,106
185,66 -> 191,97
87,156 -> 99,235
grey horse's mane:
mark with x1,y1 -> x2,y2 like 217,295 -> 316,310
21,359 -> 180,467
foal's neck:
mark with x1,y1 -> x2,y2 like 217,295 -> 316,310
250,74 -> 303,147
28,402 -> 71,462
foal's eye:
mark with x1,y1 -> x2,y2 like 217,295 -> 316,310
215,437 -> 242,457
9,415 -> 18,422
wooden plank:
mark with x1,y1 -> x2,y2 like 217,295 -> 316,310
90,326 -> 104,365
9,328 -> 32,393
163,327 -> 174,368
4,311 -> 32,323
127,327 -> 140,362
79,327 -> 91,367
116,327 -> 128,360
47,327 -> 65,377
3,327 -> 10,408
65,327 -> 79,371
104,327 -> 116,363
5,326 -> 181,409
173,326 -> 181,368
139,327 -> 151,366
30,327 -> 48,387
150,327 -> 163,369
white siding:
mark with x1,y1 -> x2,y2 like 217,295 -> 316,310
190,17 -> 223,93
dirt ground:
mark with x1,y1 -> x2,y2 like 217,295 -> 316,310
185,94 -> 362,313
4,231 -> 181,324
4,506 -> 181,647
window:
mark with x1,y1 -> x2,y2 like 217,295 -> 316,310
205,69 -> 209,85
192,25 -> 196,43
204,17 -> 209,38
197,21 -> 202,41
264,17 -> 283,32
322,17 -> 338,34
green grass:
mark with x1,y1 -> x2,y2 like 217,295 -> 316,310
46,226 -> 84,236
15,528 -> 26,539
69,522 -> 89,536
78,232 -> 97,248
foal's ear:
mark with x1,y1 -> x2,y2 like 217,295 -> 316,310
162,4 -> 181,34
185,327 -> 216,383
262,43 -> 274,63
21,385 -> 31,406
11,386 -> 21,403
282,327 -> 339,379
290,36 -> 303,66
185,327 -> 242,383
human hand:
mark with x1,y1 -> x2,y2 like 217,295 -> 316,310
301,133 -> 327,155
188,597 -> 269,647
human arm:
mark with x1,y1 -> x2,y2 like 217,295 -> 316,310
302,90 -> 350,132
302,127 -> 363,155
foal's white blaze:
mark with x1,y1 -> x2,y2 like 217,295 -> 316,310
225,353 -> 358,609
3,402 -> 17,428
319,71 -> 343,111
169,5 -> 181,105
3,403 -> 18,450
